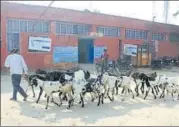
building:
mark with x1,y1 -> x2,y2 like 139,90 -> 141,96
1,2 -> 179,70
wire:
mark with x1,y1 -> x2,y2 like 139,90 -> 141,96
32,0 -> 55,31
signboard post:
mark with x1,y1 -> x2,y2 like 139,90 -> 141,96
53,46 -> 78,63
28,36 -> 51,52
123,44 -> 137,56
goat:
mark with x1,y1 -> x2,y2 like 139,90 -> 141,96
100,72 -> 120,102
117,76 -> 137,101
160,76 -> 179,101
24,74 -> 46,98
31,77 -> 62,109
70,78 -> 89,108
93,74 -> 106,106
138,73 -> 157,100
57,82 -> 74,109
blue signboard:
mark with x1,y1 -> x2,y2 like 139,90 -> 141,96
53,46 -> 78,63
94,46 -> 106,59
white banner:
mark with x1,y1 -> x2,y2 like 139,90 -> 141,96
123,44 -> 137,56
28,36 -> 51,52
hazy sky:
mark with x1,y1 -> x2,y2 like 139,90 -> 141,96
9,1 -> 179,25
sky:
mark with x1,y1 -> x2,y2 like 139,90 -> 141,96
8,1 -> 179,25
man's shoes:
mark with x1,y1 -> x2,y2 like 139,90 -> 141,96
10,98 -> 17,101
23,95 -> 28,101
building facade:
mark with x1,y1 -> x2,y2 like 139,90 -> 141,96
1,2 -> 179,70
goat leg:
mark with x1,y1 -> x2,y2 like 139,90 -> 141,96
140,82 -> 144,94
115,82 -> 119,95
171,92 -> 174,101
45,96 -> 50,109
131,90 -> 135,99
122,89 -> 127,101
44,94 -> 47,98
135,85 -> 140,96
107,89 -> 113,102
58,92 -> 63,106
31,85 -> 35,98
160,87 -> 166,98
111,88 -> 115,101
97,94 -> 101,106
80,93 -> 85,108
36,87 -> 43,103
121,88 -> 125,94
67,99 -> 73,109
116,85 -> 119,95
151,87 -> 157,99
52,98 -> 61,107
90,92 -> 95,102
156,85 -> 160,93
62,95 -> 68,101
101,93 -> 104,104
144,87 -> 150,100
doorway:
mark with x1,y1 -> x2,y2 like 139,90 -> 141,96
78,38 -> 94,63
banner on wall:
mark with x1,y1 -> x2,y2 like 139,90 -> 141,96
28,36 -> 51,52
123,44 -> 137,56
94,46 -> 107,59
53,46 -> 78,63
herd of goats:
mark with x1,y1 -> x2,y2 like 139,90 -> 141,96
23,68 -> 179,109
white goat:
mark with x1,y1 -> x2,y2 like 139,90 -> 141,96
33,77 -> 62,109
57,81 -> 74,109
69,78 -> 88,108
160,76 -> 179,101
117,76 -> 137,101
101,72 -> 120,101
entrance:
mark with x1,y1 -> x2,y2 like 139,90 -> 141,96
136,44 -> 151,67
78,38 -> 94,63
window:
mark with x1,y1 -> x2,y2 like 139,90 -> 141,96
105,28 -> 110,36
28,20 -> 35,32
169,32 -> 179,42
73,24 -> 78,34
152,33 -> 166,41
20,20 -> 28,32
42,22 -> 50,33
125,29 -> 148,39
7,19 -> 50,33
125,29 -> 130,38
61,23 -> 67,34
135,30 -> 140,39
111,28 -> 119,37
96,26 -> 120,37
7,33 -> 19,52
7,19 -> 20,33
56,22 -> 91,35
34,22 -> 42,33
130,30 -> 135,38
66,24 -> 73,34
78,25 -> 84,35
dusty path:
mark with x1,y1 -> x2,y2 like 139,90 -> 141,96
1,68 -> 179,126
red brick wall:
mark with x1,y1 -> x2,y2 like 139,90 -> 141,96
1,2 -> 179,70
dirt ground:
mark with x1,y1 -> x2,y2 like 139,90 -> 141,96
1,66 -> 179,126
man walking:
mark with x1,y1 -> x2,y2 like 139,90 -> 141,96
4,48 -> 28,101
